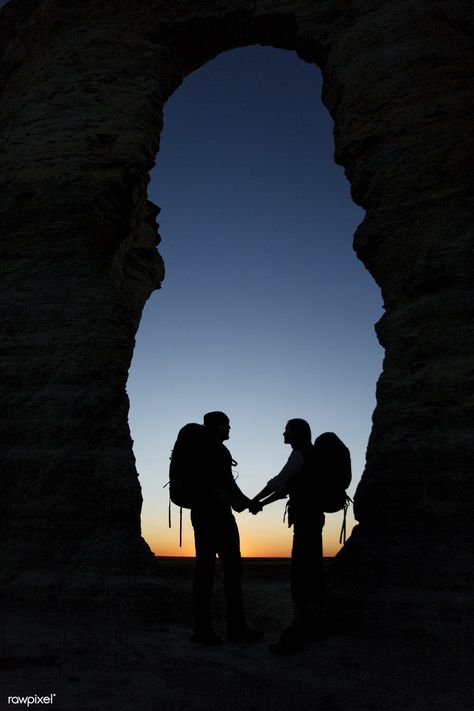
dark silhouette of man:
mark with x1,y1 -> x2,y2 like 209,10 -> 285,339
190,411 -> 263,645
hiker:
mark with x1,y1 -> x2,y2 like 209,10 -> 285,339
252,418 -> 327,654
188,411 -> 263,645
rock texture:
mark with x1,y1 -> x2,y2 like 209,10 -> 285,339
1,0 -> 473,626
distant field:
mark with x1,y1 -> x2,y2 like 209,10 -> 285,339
155,556 -> 292,576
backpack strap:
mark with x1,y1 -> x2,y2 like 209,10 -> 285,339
166,480 -> 184,548
338,494 -> 353,544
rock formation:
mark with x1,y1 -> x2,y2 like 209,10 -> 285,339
1,0 -> 473,623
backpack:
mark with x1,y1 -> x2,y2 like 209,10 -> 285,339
288,432 -> 353,543
168,423 -> 210,509
313,432 -> 352,514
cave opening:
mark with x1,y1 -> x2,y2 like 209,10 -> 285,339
126,45 -> 383,559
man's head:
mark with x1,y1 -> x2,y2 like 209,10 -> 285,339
203,411 -> 230,442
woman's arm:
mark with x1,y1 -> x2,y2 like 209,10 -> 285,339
253,483 -> 274,501
252,450 -> 304,506
260,490 -> 286,507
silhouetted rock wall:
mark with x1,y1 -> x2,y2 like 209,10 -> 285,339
1,0 -> 473,612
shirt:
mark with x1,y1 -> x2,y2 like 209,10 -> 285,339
266,449 -> 304,497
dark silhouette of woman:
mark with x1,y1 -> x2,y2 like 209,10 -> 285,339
253,418 -> 327,654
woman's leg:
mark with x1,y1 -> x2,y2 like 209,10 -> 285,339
291,515 -> 327,634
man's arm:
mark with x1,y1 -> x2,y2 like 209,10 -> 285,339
211,481 -> 252,512
248,488 -> 285,514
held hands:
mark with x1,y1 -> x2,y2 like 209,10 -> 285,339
248,499 -> 263,515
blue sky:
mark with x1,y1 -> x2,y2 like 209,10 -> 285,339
127,46 -> 384,556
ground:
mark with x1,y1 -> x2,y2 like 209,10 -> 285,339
1,559 -> 470,711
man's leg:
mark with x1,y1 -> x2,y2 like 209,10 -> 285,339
218,513 -> 263,641
217,514 -> 245,630
191,511 -> 221,644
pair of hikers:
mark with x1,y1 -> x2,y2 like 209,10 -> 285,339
169,410 -> 351,654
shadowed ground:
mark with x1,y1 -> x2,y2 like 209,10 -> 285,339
151,557 -> 293,632
1,558 -> 470,711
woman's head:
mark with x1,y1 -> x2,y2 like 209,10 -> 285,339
283,418 -> 312,447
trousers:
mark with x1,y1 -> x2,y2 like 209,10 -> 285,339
290,510 -> 327,607
191,507 -> 245,630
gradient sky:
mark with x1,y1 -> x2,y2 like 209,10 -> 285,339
126,46 -> 384,557
0,0 -> 385,558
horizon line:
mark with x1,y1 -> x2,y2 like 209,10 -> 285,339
154,555 -> 335,560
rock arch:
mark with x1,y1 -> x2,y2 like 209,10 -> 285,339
1,0 -> 472,616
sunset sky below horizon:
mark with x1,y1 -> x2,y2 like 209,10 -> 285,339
126,45 -> 384,558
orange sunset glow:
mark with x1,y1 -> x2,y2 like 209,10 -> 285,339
142,504 -> 354,559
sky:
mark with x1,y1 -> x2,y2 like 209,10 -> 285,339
127,46 -> 384,557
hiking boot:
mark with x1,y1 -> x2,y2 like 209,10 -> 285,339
269,627 -> 304,656
226,625 -> 264,643
192,628 -> 224,646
